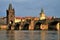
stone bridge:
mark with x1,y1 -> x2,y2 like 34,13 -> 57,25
8,18 -> 60,30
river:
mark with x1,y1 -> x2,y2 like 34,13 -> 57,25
0,30 -> 60,40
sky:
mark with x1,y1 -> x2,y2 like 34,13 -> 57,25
0,0 -> 60,17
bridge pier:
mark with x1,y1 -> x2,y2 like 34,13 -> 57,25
29,20 -> 34,30
19,24 -> 24,30
19,21 -> 25,30
8,24 -> 15,30
56,22 -> 60,31
40,24 -> 48,30
19,26 -> 22,30
11,25 -> 14,30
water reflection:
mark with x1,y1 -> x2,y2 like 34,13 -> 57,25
18,31 -> 34,40
57,31 -> 60,40
6,30 -> 15,40
29,31 -> 34,40
14,30 -> 25,40
6,30 -> 59,40
40,31 -> 47,40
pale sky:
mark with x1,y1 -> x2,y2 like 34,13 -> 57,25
0,0 -> 60,17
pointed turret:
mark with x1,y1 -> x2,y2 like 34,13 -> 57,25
8,3 -> 13,10
41,8 -> 44,13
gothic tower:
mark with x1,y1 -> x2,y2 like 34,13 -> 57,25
39,8 -> 46,20
6,3 -> 15,25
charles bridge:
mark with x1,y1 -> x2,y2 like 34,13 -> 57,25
8,17 -> 60,30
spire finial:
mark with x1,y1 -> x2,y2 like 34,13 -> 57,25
41,8 -> 44,13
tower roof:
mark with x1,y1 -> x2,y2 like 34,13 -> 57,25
8,3 -> 13,10
41,8 -> 44,13
40,8 -> 44,14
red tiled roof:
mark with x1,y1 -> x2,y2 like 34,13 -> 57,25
15,16 -> 22,19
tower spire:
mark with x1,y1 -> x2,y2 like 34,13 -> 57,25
41,8 -> 44,13
8,0 -> 13,10
7,0 -> 15,24
8,3 -> 13,10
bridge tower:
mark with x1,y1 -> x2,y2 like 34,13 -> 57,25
6,3 -> 15,30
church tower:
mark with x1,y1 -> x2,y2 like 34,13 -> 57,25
6,3 -> 15,25
39,8 -> 46,20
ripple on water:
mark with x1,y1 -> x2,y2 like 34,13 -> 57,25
0,30 -> 59,40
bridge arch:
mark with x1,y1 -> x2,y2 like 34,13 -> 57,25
14,22 -> 21,30
34,21 -> 41,30
48,21 -> 58,30
22,22 -> 30,30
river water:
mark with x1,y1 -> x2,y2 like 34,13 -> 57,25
0,30 -> 60,40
